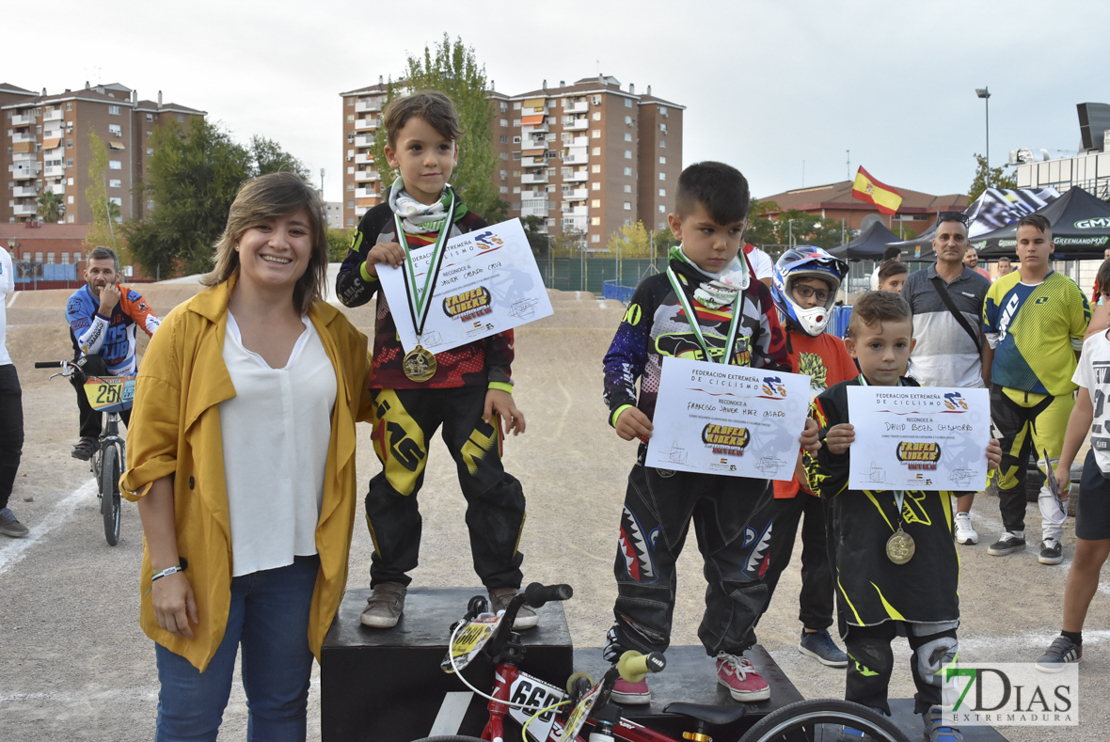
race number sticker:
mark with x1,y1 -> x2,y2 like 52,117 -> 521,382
441,614 -> 499,673
83,376 -> 136,413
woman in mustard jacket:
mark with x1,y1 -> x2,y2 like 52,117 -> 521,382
121,172 -> 372,741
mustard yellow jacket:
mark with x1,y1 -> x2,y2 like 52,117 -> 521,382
121,276 -> 372,671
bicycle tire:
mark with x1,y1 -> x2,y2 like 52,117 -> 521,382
738,699 -> 913,742
411,736 -> 485,742
100,444 -> 121,547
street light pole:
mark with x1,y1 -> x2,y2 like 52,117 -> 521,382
976,87 -> 991,188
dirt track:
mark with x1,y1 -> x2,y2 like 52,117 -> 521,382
0,283 -> 1106,741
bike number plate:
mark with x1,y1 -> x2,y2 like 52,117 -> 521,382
84,377 -> 136,413
507,671 -> 567,742
441,614 -> 500,674
562,683 -> 600,740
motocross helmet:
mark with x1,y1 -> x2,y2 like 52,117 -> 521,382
770,246 -> 849,337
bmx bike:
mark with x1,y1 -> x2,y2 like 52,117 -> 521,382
36,360 -> 134,546
414,583 -> 911,742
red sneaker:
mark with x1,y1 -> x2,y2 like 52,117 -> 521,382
715,652 -> 770,702
610,677 -> 651,705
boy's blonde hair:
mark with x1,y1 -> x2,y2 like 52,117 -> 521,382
384,91 -> 464,149
202,172 -> 329,314
847,290 -> 912,338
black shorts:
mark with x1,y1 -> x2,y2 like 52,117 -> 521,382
1077,449 -> 1110,541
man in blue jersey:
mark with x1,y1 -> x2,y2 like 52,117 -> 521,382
982,215 -> 1090,565
66,247 -> 160,461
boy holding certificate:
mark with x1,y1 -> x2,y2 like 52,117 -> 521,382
805,291 -> 1001,742
336,92 -> 532,630
602,162 -> 814,705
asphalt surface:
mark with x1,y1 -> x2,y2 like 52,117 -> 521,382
1,283 -> 1106,741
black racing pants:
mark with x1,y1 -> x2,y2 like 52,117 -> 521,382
365,386 -> 526,590
758,492 -> 835,632
0,364 -> 23,511
70,354 -> 131,440
844,621 -> 959,716
605,449 -> 775,660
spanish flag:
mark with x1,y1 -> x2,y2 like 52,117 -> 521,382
852,166 -> 903,216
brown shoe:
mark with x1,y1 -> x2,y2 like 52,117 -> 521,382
488,587 -> 539,630
360,582 -> 406,628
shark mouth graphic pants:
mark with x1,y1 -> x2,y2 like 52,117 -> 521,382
605,447 -> 775,660
365,386 -> 526,590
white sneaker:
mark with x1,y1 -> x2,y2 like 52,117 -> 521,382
953,512 -> 978,545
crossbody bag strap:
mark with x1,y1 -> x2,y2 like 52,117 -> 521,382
929,275 -> 981,353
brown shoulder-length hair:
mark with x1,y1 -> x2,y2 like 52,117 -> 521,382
202,172 -> 329,314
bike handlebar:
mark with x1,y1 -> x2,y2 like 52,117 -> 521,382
617,651 -> 666,683
34,360 -> 71,369
523,582 -> 573,608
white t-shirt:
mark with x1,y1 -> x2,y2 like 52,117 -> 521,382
746,246 -> 773,281
1074,330 -> 1110,474
0,247 -> 13,366
220,312 -> 337,577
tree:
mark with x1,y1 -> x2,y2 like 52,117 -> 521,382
652,226 -> 679,256
550,229 -> 586,257
744,199 -> 782,247
605,221 -> 653,258
85,132 -> 122,251
521,216 -> 550,258
370,35 -> 507,223
123,119 -> 307,278
968,153 -> 1017,201
326,228 -> 352,262
745,201 -> 846,251
36,189 -> 64,223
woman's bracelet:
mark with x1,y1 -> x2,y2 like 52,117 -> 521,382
151,565 -> 185,582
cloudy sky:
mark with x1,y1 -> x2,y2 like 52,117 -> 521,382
12,0 -> 1107,204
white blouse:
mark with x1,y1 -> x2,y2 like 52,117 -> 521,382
220,312 -> 336,577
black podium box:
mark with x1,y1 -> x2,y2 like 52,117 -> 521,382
321,587 -> 574,742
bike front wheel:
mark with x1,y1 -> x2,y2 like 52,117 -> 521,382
738,699 -> 913,742
412,737 -> 485,742
100,444 -> 121,546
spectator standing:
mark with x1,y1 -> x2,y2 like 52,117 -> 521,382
0,245 -> 27,538
902,213 -> 991,545
870,246 -> 902,290
964,246 -> 992,281
983,214 -> 1090,565
997,257 -> 1014,277
744,243 -> 774,288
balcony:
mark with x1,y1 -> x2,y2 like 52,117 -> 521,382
522,204 -> 549,218
563,117 -> 588,131
563,136 -> 588,148
563,215 -> 588,233
45,183 -> 64,196
355,170 -> 380,182
355,153 -> 372,164
355,100 -> 381,113
11,164 -> 40,180
520,190 -> 545,200
562,151 -> 588,165
565,170 -> 589,183
11,114 -> 33,126
522,122 -> 548,136
521,173 -> 548,185
12,132 -> 35,144
355,205 -> 369,217
561,205 -> 588,217
355,187 -> 376,198
13,185 -> 37,198
43,109 -> 63,122
563,188 -> 588,200
522,155 -> 546,168
44,165 -> 65,177
355,135 -> 374,148
564,100 -> 588,114
14,204 -> 37,216
354,118 -> 379,130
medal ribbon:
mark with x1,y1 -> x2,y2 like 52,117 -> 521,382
666,267 -> 744,364
396,188 -> 457,341
857,373 -> 905,528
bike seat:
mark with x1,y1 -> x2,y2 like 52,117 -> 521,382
662,701 -> 747,726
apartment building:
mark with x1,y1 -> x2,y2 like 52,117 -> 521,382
3,82 -> 204,225
339,75 -> 683,249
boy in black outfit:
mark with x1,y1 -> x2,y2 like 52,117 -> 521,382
336,92 -> 532,629
602,161 -> 819,704
805,291 -> 1001,742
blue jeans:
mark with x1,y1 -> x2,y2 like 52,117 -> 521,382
154,555 -> 320,742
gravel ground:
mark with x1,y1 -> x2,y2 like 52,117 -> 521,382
1,284 -> 1106,741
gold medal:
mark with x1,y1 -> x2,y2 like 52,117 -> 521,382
886,526 -> 915,564
402,345 -> 437,382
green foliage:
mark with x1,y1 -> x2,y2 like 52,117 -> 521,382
744,199 -> 781,248
84,132 -> 121,251
521,216 -> 550,258
550,229 -> 586,257
370,35 -> 504,223
968,153 -> 1018,201
653,226 -> 680,254
36,189 -> 64,223
326,228 -> 352,262
745,200 -> 846,250
123,118 -> 307,278
605,221 -> 654,258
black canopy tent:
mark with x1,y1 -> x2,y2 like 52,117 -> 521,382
829,222 -> 901,260
974,187 -> 1110,258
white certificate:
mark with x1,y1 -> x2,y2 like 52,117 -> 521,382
846,386 -> 991,492
377,218 -> 554,354
645,356 -> 811,481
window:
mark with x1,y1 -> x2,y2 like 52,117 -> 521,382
347,183 -> 354,190
500,101 -> 507,112
513,170 -> 521,177
66,139 -> 72,148
592,146 -> 601,155
591,95 -> 602,105
546,184 -> 556,193
547,167 -> 556,178
660,123 -> 667,133
109,124 -> 121,136
659,172 -> 666,180
512,119 -> 521,127
624,150 -> 632,159
347,217 -> 355,226
660,139 -> 666,149
347,114 -> 354,123
591,182 -> 601,191
513,186 -> 521,194
658,106 -> 668,117
66,158 -> 74,167
513,102 -> 522,110
591,217 -> 601,226
109,179 -> 121,188
591,199 -> 601,208
591,129 -> 600,139
500,135 -> 508,143
500,186 -> 508,194
500,152 -> 509,160
659,156 -> 666,164
659,189 -> 666,197
500,169 -> 507,180
109,160 -> 122,170
512,152 -> 522,160
624,167 -> 632,176
546,218 -> 556,229
659,205 -> 666,213
591,234 -> 601,243
147,148 -> 154,156
66,102 -> 72,111
61,252 -> 69,264
347,97 -> 354,106
591,164 -> 601,173
624,184 -> 632,193
46,252 -> 54,264
146,113 -> 154,121
513,135 -> 521,143
500,119 -> 509,127
146,131 -> 152,139
623,133 -> 631,142
108,105 -> 121,115
591,112 -> 601,121
347,132 -> 355,142
624,99 -> 632,108
625,116 -> 633,126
